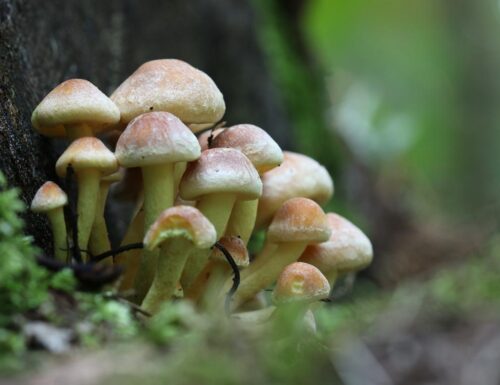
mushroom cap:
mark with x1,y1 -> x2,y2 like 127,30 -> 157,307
31,79 -> 120,137
115,112 -> 201,168
210,124 -> 283,174
299,213 -> 373,274
267,197 -> 331,243
110,59 -> 225,129
272,262 -> 330,305
31,181 -> 68,212
179,148 -> 262,201
144,205 -> 216,250
198,127 -> 225,151
212,236 -> 250,267
256,152 -> 334,229
55,137 -> 118,177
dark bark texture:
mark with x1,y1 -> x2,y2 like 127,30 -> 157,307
0,0 -> 290,254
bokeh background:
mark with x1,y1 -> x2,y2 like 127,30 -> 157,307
2,0 -> 500,383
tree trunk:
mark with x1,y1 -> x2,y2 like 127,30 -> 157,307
0,0 -> 291,254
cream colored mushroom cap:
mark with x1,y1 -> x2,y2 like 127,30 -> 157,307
31,79 -> 120,137
210,124 -> 283,174
55,137 -> 118,177
256,151 -> 334,229
144,205 -> 216,250
273,262 -> 330,305
267,197 -> 331,243
299,213 -> 373,274
111,59 -> 225,129
115,112 -> 201,168
31,181 -> 68,212
179,148 -> 262,201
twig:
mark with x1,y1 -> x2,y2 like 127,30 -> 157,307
213,241 -> 240,316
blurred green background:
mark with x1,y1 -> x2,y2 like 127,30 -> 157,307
253,0 -> 500,286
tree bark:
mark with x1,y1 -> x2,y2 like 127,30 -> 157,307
0,0 -> 291,254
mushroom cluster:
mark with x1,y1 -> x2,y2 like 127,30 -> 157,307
30,59 -> 373,331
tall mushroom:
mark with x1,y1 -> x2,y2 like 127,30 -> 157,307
209,124 -> 283,244
115,111 -> 201,301
55,138 -> 118,260
232,197 -> 331,309
141,206 -> 216,315
31,182 -> 68,262
32,79 -> 120,140
178,148 -> 262,289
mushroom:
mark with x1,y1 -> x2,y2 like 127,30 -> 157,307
88,168 -> 125,264
209,124 -> 283,244
232,197 -> 331,309
31,182 -> 68,262
271,262 -> 330,328
115,111 -> 201,301
299,213 -> 373,292
110,59 -> 225,131
255,151 -> 334,229
55,138 -> 118,260
31,79 -> 120,140
187,235 -> 249,311
141,206 -> 216,315
178,148 -> 262,289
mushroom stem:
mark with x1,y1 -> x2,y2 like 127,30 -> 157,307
141,237 -> 192,315
233,242 -> 308,309
174,162 -> 187,193
197,261 -> 231,311
180,193 -> 236,289
224,199 -> 258,244
134,163 -> 175,302
76,168 -> 101,260
88,182 -> 112,265
142,163 -> 175,229
46,206 -> 68,262
115,209 -> 145,292
196,193 -> 236,237
66,123 -> 93,140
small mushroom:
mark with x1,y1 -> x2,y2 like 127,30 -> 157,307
271,262 -> 330,327
187,235 -> 249,311
141,206 -> 216,315
31,79 -> 120,140
55,138 -> 118,259
31,182 -> 68,262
